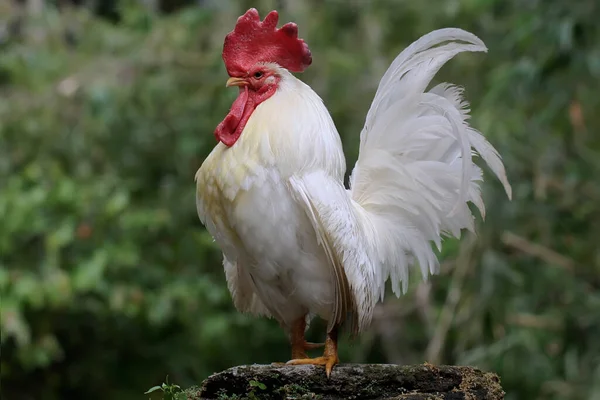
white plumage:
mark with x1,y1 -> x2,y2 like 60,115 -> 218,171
195,29 -> 511,339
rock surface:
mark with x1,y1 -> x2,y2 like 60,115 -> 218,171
186,363 -> 505,400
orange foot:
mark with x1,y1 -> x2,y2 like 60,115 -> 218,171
292,341 -> 324,359
286,355 -> 339,378
289,317 -> 324,359
287,325 -> 339,378
271,341 -> 323,366
271,341 -> 323,367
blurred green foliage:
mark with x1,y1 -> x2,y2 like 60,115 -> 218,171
1,0 -> 599,399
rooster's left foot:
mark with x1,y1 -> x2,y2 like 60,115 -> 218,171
272,341 -> 324,367
286,355 -> 339,378
285,319 -> 339,377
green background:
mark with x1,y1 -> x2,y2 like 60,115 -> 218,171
1,0 -> 599,399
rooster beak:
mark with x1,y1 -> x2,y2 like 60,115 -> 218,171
226,77 -> 248,87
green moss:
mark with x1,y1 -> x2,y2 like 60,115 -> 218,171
215,389 -> 241,400
274,383 -> 323,399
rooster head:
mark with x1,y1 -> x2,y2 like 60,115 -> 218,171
214,8 -> 312,146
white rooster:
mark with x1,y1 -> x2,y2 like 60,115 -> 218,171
195,8 -> 511,376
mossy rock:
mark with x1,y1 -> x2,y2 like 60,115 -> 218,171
188,364 -> 504,400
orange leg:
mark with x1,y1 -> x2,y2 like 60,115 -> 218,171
290,317 -> 324,359
287,326 -> 339,378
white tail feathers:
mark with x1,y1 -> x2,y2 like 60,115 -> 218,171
349,28 -> 511,300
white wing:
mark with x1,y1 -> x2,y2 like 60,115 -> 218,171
288,171 -> 378,332
349,28 -> 511,300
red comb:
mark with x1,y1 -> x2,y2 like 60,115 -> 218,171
222,8 -> 312,75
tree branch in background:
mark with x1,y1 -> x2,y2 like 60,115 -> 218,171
501,231 -> 575,271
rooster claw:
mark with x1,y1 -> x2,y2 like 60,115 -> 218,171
286,356 -> 339,378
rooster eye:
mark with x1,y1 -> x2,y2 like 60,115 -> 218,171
253,71 -> 264,79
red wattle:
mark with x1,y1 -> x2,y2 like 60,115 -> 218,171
214,87 -> 255,147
